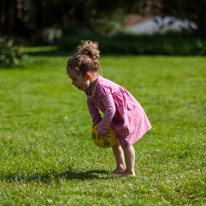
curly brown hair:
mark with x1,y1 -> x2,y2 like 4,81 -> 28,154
67,40 -> 100,76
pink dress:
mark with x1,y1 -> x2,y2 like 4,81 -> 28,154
86,76 -> 151,146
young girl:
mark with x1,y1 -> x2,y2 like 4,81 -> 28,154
66,41 -> 151,178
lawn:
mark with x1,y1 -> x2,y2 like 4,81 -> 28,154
0,47 -> 206,205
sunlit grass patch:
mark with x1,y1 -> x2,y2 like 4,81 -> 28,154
0,49 -> 205,205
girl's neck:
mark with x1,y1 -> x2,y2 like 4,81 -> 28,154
89,73 -> 98,94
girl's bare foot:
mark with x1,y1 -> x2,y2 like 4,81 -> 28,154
120,171 -> 136,178
112,167 -> 126,175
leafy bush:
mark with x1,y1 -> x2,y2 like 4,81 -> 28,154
58,32 -> 206,56
0,38 -> 25,66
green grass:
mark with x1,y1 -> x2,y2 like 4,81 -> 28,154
0,47 -> 206,205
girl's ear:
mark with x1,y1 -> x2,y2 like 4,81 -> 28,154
86,72 -> 92,80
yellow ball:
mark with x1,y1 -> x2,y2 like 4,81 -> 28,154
91,123 -> 118,148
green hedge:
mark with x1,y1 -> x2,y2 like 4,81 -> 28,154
0,38 -> 25,66
58,32 -> 206,56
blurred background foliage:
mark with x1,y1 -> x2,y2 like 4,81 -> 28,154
0,0 -> 135,43
0,37 -> 25,66
58,32 -> 206,56
0,0 -> 205,65
1,0 -> 205,38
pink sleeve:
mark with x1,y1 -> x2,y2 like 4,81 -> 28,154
87,99 -> 102,126
97,94 -> 116,135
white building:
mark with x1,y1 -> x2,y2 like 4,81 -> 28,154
125,15 -> 197,34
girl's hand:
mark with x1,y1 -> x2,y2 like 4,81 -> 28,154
98,130 -> 111,141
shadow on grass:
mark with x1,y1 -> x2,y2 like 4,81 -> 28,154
23,50 -> 128,57
1,167 -> 113,183
24,50 -> 70,57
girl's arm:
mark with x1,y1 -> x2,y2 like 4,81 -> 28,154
97,94 -> 116,135
87,99 -> 102,126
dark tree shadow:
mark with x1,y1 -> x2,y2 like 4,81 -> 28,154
1,167 -> 114,183
24,50 -> 70,57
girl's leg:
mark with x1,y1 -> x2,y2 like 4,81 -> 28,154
112,140 -> 126,174
120,145 -> 136,177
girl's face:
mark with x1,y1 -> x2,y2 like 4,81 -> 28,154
67,68 -> 90,91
